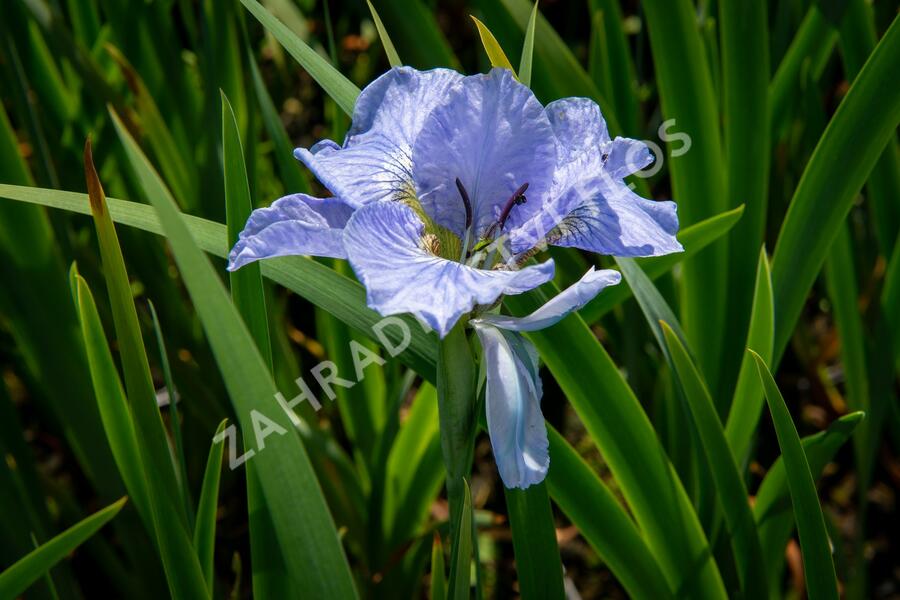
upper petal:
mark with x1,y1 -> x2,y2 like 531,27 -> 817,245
474,323 -> 549,489
411,68 -> 558,237
227,193 -> 354,270
343,201 -> 555,337
295,67 -> 463,207
472,266 -> 621,331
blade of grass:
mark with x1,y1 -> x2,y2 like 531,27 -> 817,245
71,272 -> 153,532
504,484 -> 565,600
471,16 -> 516,74
642,0 -> 728,396
194,419 -> 228,590
366,0 -> 402,67
517,1 -> 538,88
724,248 -> 774,467
771,14 -> 900,362
0,184 -> 438,381
430,533 -> 446,600
718,0 -> 770,402
581,205 -> 744,323
586,0 -> 639,134
84,139 -> 209,599
503,285 -> 728,599
751,352 -> 839,600
110,108 -> 358,597
147,299 -> 193,527
769,5 -> 837,140
661,322 -> 769,600
0,498 -> 127,599
447,478 -> 473,600
754,412 -> 864,594
545,427 -> 672,600
839,0 -> 900,257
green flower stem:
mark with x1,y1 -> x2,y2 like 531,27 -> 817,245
436,321 -> 477,542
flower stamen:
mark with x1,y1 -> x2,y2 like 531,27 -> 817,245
456,178 -> 474,263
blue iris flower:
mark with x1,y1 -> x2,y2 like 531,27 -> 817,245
228,66 -> 682,489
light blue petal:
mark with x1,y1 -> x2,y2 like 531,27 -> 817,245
294,67 -> 463,207
473,323 -> 548,489
342,201 -> 555,338
606,136 -> 653,179
472,267 -> 621,331
227,193 -> 354,270
412,68 -> 558,238
509,98 -> 674,256
550,176 -> 683,256
511,171 -> 682,257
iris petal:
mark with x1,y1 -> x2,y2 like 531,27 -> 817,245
342,201 -> 555,337
412,68 -> 558,237
295,67 -> 463,207
474,323 -> 549,489
227,193 -> 354,270
510,96 -> 681,257
473,266 -> 621,331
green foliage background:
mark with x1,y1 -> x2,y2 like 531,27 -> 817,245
0,0 -> 898,598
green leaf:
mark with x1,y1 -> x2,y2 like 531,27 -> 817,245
194,419 -> 228,589
517,1 -> 539,87
430,532 -> 446,600
71,272 -> 153,532
109,108 -> 358,598
504,483 -> 565,600
754,412 -> 864,593
769,5 -> 837,140
661,323 -> 769,600
545,427 -> 671,600
725,248 -> 774,467
147,299 -> 193,527
0,497 -> 127,599
238,0 -> 359,116
471,16 -> 516,75
437,323 -> 477,546
751,352 -> 839,600
839,0 -> 900,256
503,286 -> 727,600
586,0 -> 639,134
0,184 -> 438,381
581,205 -> 744,324
366,0 -> 402,67
447,478 -> 473,600
383,383 -> 444,549
84,139 -> 209,599
718,0 -> 770,401
642,0 -> 728,394
223,91 -> 272,365
771,13 -> 900,362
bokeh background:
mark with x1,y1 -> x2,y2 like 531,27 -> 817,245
0,0 -> 898,598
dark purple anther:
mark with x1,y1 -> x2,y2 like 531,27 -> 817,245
497,182 -> 529,231
455,177 -> 473,229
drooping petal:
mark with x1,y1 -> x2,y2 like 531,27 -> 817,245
473,323 -> 549,489
472,266 -> 621,331
228,193 -> 354,270
294,67 -> 463,207
412,68 -> 558,237
342,201 -> 555,337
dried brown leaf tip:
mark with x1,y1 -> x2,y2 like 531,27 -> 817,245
83,137 -> 106,217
